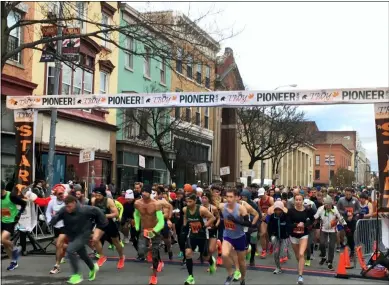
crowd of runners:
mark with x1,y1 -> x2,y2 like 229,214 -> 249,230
1,179 -> 383,285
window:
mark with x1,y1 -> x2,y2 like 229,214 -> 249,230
76,2 -> 86,32
196,63 -> 202,84
58,62 -> 93,96
143,47 -> 151,78
72,68 -> 83,95
330,170 -> 335,179
186,107 -> 191,122
7,10 -> 22,63
195,107 -> 200,126
176,47 -> 183,73
100,72 -> 108,94
204,107 -> 209,129
83,71 -> 93,94
315,155 -> 320,166
46,63 -> 55,95
187,55 -> 193,79
101,13 -> 109,47
125,37 -> 134,70
205,65 -> 211,88
315,170 -> 320,180
160,58 -> 166,84
61,64 -> 72,95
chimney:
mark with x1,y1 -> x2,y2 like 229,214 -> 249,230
224,47 -> 233,56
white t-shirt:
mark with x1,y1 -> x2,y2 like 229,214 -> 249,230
46,196 -> 65,228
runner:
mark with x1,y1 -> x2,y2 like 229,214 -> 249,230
1,180 -> 26,270
183,193 -> 216,285
359,192 -> 373,219
46,186 -> 67,274
134,185 -> 165,285
90,186 -> 125,269
288,193 -> 315,285
258,187 -> 274,259
303,199 -> 317,266
157,189 -> 174,260
219,188 -> 253,285
49,195 -> 105,284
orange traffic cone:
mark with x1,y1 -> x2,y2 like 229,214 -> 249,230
343,247 -> 354,269
335,252 -> 349,279
356,246 -> 368,271
371,241 -> 379,261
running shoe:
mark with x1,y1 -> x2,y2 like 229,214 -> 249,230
327,263 -> 334,271
123,237 -> 130,244
297,275 -> 304,285
60,257 -> 66,264
268,244 -> 274,255
319,258 -> 326,265
67,274 -> 83,284
157,261 -> 164,272
135,255 -> 145,262
97,256 -> 107,267
217,256 -> 223,265
304,260 -> 311,267
233,270 -> 241,281
50,265 -> 60,274
260,250 -> 267,259
280,256 -> 288,263
94,251 -> 100,259
88,263 -> 99,281
117,256 -> 125,269
6,262 -> 18,271
273,268 -> 282,274
178,251 -> 184,258
224,275 -> 233,285
108,244 -> 114,250
184,275 -> 195,285
149,275 -> 158,285
209,256 -> 216,274
120,241 -> 124,247
246,245 -> 251,261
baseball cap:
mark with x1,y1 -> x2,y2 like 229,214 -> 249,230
196,187 -> 203,193
125,189 -> 134,199
258,188 -> 265,196
274,201 -> 284,210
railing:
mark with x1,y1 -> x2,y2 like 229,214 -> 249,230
354,218 -> 385,257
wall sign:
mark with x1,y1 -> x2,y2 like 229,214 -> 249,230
6,87 -> 389,110
79,149 -> 95,163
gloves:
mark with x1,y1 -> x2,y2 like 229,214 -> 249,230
25,191 -> 37,201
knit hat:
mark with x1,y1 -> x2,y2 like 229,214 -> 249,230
184,184 -> 192,193
93,186 -> 106,197
274,201 -> 284,210
323,196 -> 333,205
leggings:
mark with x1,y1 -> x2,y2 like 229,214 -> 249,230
67,235 -> 94,274
270,236 -> 288,269
138,230 -> 161,270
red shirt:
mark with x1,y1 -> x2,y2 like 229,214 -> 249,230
117,196 -> 127,205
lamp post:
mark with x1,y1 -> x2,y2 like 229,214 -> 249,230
328,135 -> 350,186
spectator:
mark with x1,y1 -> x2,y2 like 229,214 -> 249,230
32,180 -> 45,198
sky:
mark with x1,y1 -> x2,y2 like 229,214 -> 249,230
128,1 -> 389,171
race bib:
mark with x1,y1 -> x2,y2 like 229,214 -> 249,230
345,207 -> 354,215
1,208 -> 11,217
330,219 -> 337,228
190,221 -> 202,233
293,226 -> 304,234
224,219 -> 236,230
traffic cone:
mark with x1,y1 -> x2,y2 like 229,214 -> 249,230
371,241 -> 379,261
335,252 -> 349,279
344,247 -> 354,269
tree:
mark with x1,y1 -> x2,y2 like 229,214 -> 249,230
1,2 -> 235,71
237,106 -> 312,185
332,167 -> 355,187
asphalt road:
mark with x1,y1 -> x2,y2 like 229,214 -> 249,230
1,240 -> 386,284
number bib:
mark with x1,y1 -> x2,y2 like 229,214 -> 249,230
345,207 -> 354,215
1,208 -> 11,217
224,219 -> 236,230
190,221 -> 202,234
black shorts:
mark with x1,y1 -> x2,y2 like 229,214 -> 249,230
53,227 -> 65,238
186,237 -> 209,256
101,220 -> 120,239
161,221 -> 170,239
208,228 -> 217,239
1,222 -> 15,235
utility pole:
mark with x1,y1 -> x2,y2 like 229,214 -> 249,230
47,2 -> 63,189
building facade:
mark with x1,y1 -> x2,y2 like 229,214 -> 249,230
2,2 -> 38,183
29,1 -> 119,189
313,143 -> 353,186
216,47 -> 244,186
115,4 -> 173,190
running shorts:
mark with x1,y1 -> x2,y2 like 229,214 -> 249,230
224,235 -> 246,252
186,237 -> 209,256
53,227 -> 65,238
208,228 -> 217,239
161,221 -> 170,239
289,235 -> 308,244
1,222 -> 15,235
101,220 -> 120,239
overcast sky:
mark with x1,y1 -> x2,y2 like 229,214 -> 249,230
129,1 -> 389,171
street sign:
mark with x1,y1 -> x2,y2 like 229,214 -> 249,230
195,163 -> 208,173
243,170 -> 255,178
62,27 -> 80,62
220,166 -> 230,176
79,149 -> 95,163
139,155 -> 145,168
40,25 -> 58,62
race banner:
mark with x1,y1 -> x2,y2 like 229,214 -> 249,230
6,87 -> 389,110
374,103 -> 389,210
14,109 -> 37,193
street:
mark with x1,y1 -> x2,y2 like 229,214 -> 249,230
1,241 -> 385,284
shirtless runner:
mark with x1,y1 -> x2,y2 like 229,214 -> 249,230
134,185 -> 165,285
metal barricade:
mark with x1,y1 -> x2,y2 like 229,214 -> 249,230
354,218 -> 384,257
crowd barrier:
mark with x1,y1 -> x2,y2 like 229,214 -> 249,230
354,218 -> 384,257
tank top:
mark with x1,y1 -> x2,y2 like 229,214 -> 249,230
223,203 -> 245,239
187,205 -> 206,239
95,197 -> 111,215
360,202 -> 369,215
1,191 -> 19,223
259,196 -> 271,214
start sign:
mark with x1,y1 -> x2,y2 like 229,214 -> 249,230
79,149 -> 95,163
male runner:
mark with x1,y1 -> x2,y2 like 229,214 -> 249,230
90,187 -> 125,269
49,195 -> 105,284
46,186 -> 67,274
258,187 -> 274,258
219,189 -> 254,285
183,193 -> 216,285
134,185 -> 165,285
1,180 -> 26,270
157,188 -> 174,260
